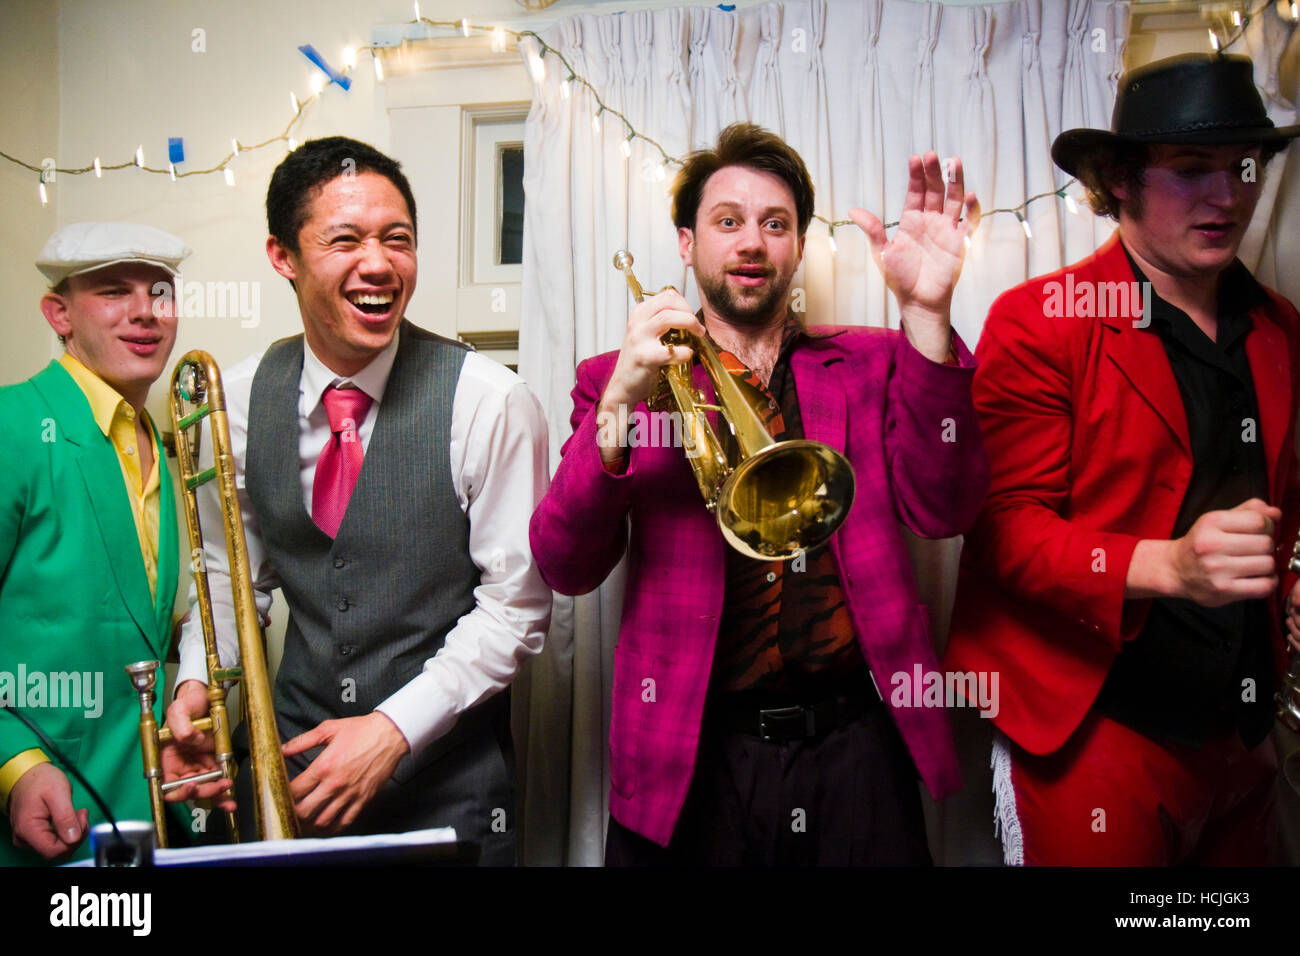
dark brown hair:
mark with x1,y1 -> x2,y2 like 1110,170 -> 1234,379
266,136 -> 417,254
671,123 -> 815,236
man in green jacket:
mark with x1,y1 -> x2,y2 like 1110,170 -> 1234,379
0,222 -> 188,864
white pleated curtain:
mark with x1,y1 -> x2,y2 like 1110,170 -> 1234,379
513,0 -> 1132,866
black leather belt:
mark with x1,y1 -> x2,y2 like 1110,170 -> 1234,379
714,689 -> 878,743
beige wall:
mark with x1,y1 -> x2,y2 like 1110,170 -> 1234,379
1,0 -> 60,380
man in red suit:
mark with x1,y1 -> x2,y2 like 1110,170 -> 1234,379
946,54 -> 1300,865
530,124 -> 987,864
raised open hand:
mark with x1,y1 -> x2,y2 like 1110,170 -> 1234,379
849,152 -> 980,361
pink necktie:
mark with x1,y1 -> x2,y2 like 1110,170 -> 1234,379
312,385 -> 373,538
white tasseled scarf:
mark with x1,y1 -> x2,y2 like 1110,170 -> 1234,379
991,732 -> 1025,866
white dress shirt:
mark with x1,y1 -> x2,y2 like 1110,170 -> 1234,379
176,327 -> 552,757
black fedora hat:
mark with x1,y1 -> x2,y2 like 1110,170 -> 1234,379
1052,53 -> 1299,177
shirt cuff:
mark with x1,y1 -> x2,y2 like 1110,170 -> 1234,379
375,672 -> 458,757
0,749 -> 51,814
174,650 -> 210,693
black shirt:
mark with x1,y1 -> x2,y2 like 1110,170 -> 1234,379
1095,250 -> 1276,748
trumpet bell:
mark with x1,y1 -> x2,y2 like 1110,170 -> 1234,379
717,440 -> 856,560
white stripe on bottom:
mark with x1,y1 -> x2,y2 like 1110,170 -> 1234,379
991,731 -> 1025,866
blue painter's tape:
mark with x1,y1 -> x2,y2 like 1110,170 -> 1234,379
299,43 -> 352,92
168,138 -> 185,164
717,3 -> 736,9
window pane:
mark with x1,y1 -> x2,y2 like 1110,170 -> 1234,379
499,145 -> 524,266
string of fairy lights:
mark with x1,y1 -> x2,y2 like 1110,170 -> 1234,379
2,0 -> 1294,242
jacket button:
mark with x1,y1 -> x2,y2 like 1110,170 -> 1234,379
334,557 -> 346,569
339,644 -> 355,657
337,597 -> 349,611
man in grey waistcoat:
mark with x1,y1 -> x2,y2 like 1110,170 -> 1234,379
163,137 -> 551,865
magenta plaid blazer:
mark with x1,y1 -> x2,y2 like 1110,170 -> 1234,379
529,326 -> 989,846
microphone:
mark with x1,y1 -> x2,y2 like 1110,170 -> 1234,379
0,703 -> 149,864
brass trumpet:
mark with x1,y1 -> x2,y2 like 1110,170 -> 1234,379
1278,538 -> 1300,733
613,250 -> 855,560
126,350 -> 298,846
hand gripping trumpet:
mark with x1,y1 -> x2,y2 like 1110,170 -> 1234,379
613,250 -> 856,560
126,351 -> 298,846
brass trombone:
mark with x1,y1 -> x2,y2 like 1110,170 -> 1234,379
126,350 -> 298,846
613,250 -> 856,560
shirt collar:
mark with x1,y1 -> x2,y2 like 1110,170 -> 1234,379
701,309 -> 817,358
301,325 -> 400,410
58,351 -> 134,437
1121,242 -> 1265,338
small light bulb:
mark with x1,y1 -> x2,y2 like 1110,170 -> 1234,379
38,182 -> 47,205
826,232 -> 838,255
654,163 -> 666,182
1231,10 -> 1241,27
311,71 -> 325,95
1208,29 -> 1220,51
288,136 -> 298,150
492,27 -> 506,52
561,78 -> 571,99
169,163 -> 176,181
621,138 -> 632,158
1019,215 -> 1033,239
224,168 -> 235,187
93,157 -> 102,178
413,1 -> 421,21
343,46 -> 356,68
963,234 -> 972,251
592,113 -> 601,134
231,137 -> 240,155
374,56 -> 385,81
290,91 -> 300,113
135,145 -> 144,167
1064,193 -> 1079,215
461,18 -> 470,38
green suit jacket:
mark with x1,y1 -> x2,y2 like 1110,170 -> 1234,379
0,361 -> 179,865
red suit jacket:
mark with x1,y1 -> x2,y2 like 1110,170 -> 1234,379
530,327 -> 989,846
945,234 -> 1300,756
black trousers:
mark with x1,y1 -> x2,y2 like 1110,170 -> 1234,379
605,701 -> 932,866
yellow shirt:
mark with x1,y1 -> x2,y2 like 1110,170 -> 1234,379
57,352 -> 163,598
0,355 -> 164,811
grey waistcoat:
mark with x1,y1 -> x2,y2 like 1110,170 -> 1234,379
245,322 -> 480,743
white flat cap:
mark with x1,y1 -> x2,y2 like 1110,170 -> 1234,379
36,221 -> 191,285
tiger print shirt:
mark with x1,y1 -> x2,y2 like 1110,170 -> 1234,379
709,314 -> 866,695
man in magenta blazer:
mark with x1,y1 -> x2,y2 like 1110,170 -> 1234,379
530,124 -> 987,864
946,54 -> 1300,865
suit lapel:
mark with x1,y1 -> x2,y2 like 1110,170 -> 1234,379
1095,242 -> 1192,456
790,346 -> 847,452
33,363 -> 161,656
150,414 -> 179,656
1244,303 -> 1291,502
1102,321 -> 1192,456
